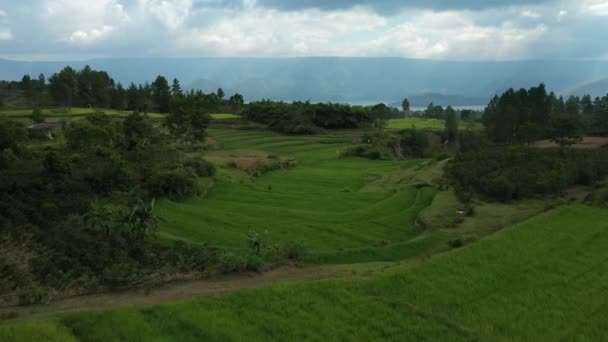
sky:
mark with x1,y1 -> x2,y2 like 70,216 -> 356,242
0,0 -> 606,61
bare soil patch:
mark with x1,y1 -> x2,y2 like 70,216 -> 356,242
0,265 -> 338,318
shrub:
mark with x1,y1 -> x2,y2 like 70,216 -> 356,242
184,158 -> 216,177
18,286 -> 50,305
448,239 -> 464,248
282,241 -> 307,261
218,253 -> 248,273
485,175 -> 515,202
147,169 -> 198,199
30,108 -> 45,123
245,254 -> 264,272
101,262 -> 145,287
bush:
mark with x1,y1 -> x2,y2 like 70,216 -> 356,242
448,239 -> 464,248
18,286 -> 51,305
245,254 -> 264,272
30,108 -> 45,123
485,175 -> 515,202
218,253 -> 248,273
282,241 -> 307,261
101,262 -> 145,287
147,169 -> 198,199
184,158 -> 216,177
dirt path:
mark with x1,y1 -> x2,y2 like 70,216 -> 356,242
0,265 -> 339,318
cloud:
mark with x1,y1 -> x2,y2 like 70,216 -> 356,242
255,0 -> 555,14
179,7 -> 387,56
69,26 -> 114,44
521,9 -> 541,18
143,0 -> 194,31
582,0 -> 608,15
354,11 -> 548,60
0,0 -> 606,60
0,8 -> 12,40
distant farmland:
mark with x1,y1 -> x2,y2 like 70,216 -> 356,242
387,118 -> 482,131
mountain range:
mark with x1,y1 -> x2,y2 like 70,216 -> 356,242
2,57 -> 608,106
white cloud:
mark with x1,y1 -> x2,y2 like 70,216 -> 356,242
354,11 -> 548,60
521,9 -> 541,18
141,0 -> 194,31
0,8 -> 12,40
0,0 -> 606,60
179,7 -> 387,56
69,26 -> 114,44
581,0 -> 608,15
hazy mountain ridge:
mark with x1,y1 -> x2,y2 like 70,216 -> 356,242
1,58 -> 608,105
567,78 -> 608,97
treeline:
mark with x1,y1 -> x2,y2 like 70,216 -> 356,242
483,84 -> 608,143
446,84 -> 608,202
3,65 -> 245,114
244,101 -> 393,134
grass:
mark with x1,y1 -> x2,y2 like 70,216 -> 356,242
0,108 -> 238,121
210,113 -> 241,120
0,107 -> 164,119
157,129 -> 441,261
2,205 -> 606,340
388,118 -> 482,131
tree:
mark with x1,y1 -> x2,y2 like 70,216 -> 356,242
593,95 -> 608,134
30,108 -> 45,123
228,93 -> 244,111
151,76 -> 171,113
171,78 -> 183,97
36,73 -> 46,106
126,83 -> 139,111
165,96 -> 211,143
123,111 -> 155,151
124,197 -> 161,255
20,74 -> 35,105
371,103 -> 390,130
48,66 -> 78,107
564,96 -> 580,116
402,98 -> 410,115
111,83 -> 127,110
444,106 -> 458,143
0,120 -> 27,151
581,95 -> 594,114
217,88 -> 225,100
550,115 -> 582,149
424,102 -> 444,119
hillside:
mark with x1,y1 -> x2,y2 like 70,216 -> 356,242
568,78 -> 608,97
1,205 -> 605,340
2,58 -> 608,104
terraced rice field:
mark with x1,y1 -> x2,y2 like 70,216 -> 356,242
388,118 -> 482,131
156,129 -> 440,262
2,205 -> 606,341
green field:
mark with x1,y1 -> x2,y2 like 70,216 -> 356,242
210,113 -> 241,120
0,108 -> 165,119
2,205 -> 606,340
156,129 -> 442,262
388,118 -> 482,130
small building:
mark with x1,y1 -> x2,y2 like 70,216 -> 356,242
28,123 -> 60,140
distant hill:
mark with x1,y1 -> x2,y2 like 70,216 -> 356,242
1,57 -> 608,105
567,78 -> 608,97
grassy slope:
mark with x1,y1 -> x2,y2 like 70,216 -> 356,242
156,129 -> 439,261
0,108 -> 236,120
2,205 -> 606,341
388,118 -> 482,131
